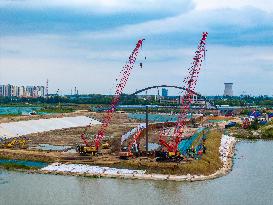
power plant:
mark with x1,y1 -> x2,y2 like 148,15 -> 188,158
224,83 -> 233,97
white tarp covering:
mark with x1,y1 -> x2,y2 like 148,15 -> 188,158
41,163 -> 146,175
120,123 -> 146,144
0,116 -> 101,139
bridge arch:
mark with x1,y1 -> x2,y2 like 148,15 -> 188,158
129,85 -> 217,109
130,85 -> 201,97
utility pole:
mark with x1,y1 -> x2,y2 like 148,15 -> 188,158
145,105 -> 149,152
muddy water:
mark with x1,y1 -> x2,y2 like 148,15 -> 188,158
0,141 -> 273,205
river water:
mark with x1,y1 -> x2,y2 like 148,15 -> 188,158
0,140 -> 273,205
0,106 -> 40,115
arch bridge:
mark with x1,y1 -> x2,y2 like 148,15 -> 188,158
130,85 -> 216,109
130,85 -> 201,97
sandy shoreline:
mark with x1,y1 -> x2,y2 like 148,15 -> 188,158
38,135 -> 236,182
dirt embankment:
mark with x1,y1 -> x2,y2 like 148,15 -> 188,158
0,149 -> 62,163
0,148 -> 121,166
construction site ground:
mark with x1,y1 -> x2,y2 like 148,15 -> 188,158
0,110 -> 224,176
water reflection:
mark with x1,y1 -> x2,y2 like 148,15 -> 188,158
0,170 -> 9,185
0,141 -> 272,205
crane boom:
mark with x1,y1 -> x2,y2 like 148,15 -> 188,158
159,32 -> 208,152
89,39 -> 145,149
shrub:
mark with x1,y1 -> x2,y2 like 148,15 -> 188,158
261,125 -> 273,139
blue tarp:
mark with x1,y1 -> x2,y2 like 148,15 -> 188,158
178,128 -> 205,155
249,111 -> 262,118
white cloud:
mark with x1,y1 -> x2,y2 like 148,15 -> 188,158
3,0 -> 273,13
1,1 -> 273,96
194,0 -> 273,12
198,45 -> 273,95
81,6 -> 273,42
82,11 -> 200,40
1,0 -> 193,14
2,35 -> 273,95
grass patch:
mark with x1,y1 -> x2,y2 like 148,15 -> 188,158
230,127 -> 260,139
230,125 -> 273,140
260,125 -> 273,139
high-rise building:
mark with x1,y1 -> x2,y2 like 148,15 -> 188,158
0,85 -> 5,97
12,85 -> 17,97
39,86 -> 45,97
36,86 -> 45,97
0,84 -> 45,98
25,86 -> 33,97
18,86 -> 25,97
224,83 -> 233,97
162,88 -> 168,97
5,84 -> 12,97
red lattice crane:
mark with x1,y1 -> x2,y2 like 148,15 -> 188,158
159,32 -> 208,153
81,39 -> 145,150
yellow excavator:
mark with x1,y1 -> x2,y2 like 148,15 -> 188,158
77,131 -> 111,156
101,141 -> 110,149
1,138 -> 29,149
76,141 -> 110,156
76,144 -> 97,156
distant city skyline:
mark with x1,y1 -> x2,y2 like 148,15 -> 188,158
0,84 -> 45,98
1,0 -> 273,96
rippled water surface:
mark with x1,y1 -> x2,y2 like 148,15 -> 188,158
0,141 -> 273,205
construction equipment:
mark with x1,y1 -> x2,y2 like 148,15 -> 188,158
119,128 -> 143,159
76,125 -> 97,155
225,121 -> 237,129
78,39 -> 145,155
242,118 -> 251,129
119,146 -> 133,159
158,32 -> 208,160
76,144 -> 97,156
119,121 -> 177,159
101,142 -> 110,149
0,138 -> 29,149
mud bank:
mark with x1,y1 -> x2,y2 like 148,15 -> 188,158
39,135 -> 236,182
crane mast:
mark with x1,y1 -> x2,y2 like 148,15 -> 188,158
159,32 -> 208,153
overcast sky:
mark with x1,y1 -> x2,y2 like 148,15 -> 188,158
0,0 -> 273,96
